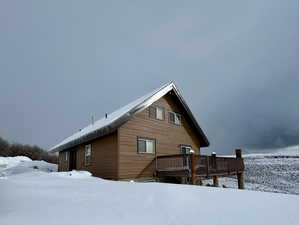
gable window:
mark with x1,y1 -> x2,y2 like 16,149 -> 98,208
169,111 -> 181,125
149,106 -> 164,120
137,137 -> 155,154
85,144 -> 91,166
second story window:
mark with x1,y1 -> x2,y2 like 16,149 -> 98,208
149,105 -> 164,120
169,111 -> 181,125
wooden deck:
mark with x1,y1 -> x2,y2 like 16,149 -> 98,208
156,152 -> 245,179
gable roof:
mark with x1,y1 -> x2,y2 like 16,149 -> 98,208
49,81 -> 209,153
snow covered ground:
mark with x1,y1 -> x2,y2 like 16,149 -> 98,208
1,156 -> 299,225
0,156 -> 57,178
203,146 -> 299,195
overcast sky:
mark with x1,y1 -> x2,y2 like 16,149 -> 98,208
1,1 -> 299,154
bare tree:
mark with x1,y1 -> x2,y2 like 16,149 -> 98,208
0,137 -> 57,164
0,137 -> 10,156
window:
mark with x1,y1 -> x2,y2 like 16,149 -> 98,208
169,112 -> 181,125
156,107 -> 164,120
181,145 -> 192,167
65,151 -> 69,161
137,137 -> 155,154
85,144 -> 91,166
181,145 -> 192,154
149,106 -> 164,120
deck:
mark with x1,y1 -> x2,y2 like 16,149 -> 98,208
155,150 -> 245,186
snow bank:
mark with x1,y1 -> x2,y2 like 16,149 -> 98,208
0,156 -> 57,178
0,156 -> 31,169
1,168 -> 299,225
51,170 -> 92,179
0,156 -> 298,225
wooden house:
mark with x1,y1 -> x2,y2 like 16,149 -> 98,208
50,82 -> 244,185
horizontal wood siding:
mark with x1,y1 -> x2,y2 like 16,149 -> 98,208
58,151 -> 69,171
118,92 -> 201,179
59,132 -> 118,179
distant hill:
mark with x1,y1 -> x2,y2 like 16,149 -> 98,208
204,146 -> 299,195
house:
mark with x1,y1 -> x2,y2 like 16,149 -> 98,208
50,81 -> 244,186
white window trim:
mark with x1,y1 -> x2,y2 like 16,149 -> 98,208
85,144 -> 92,166
65,151 -> 69,161
156,106 -> 164,120
149,105 -> 165,120
169,111 -> 181,125
181,145 -> 192,154
181,145 -> 192,168
137,137 -> 156,154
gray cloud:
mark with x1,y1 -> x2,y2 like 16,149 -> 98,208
1,1 -> 299,154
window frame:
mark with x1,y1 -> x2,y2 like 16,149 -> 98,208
155,106 -> 165,120
137,137 -> 156,155
180,145 -> 192,168
180,145 -> 192,154
85,144 -> 92,166
65,151 -> 69,161
168,111 -> 182,126
148,105 -> 165,121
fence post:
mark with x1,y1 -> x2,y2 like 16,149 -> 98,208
190,150 -> 197,185
211,152 -> 219,187
235,149 -> 244,189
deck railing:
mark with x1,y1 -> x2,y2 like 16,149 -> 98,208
156,152 -> 244,177
156,154 -> 190,171
196,155 -> 244,176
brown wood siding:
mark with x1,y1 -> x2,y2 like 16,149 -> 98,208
58,151 -> 69,171
118,92 -> 201,179
58,132 -> 118,179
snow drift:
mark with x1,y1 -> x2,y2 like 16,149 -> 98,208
1,156 -> 299,225
0,156 -> 57,178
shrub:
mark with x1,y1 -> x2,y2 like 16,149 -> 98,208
0,137 -> 58,164
0,137 -> 10,157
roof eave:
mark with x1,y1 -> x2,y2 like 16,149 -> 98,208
172,83 -> 210,147
49,81 -> 209,152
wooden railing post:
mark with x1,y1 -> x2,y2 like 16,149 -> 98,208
156,152 -> 245,186
190,150 -> 196,185
213,176 -> 219,187
211,152 -> 217,169
155,154 -> 158,177
235,149 -> 242,158
206,156 -> 209,178
235,149 -> 245,189
211,152 -> 219,187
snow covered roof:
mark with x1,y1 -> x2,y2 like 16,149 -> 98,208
49,81 -> 209,153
